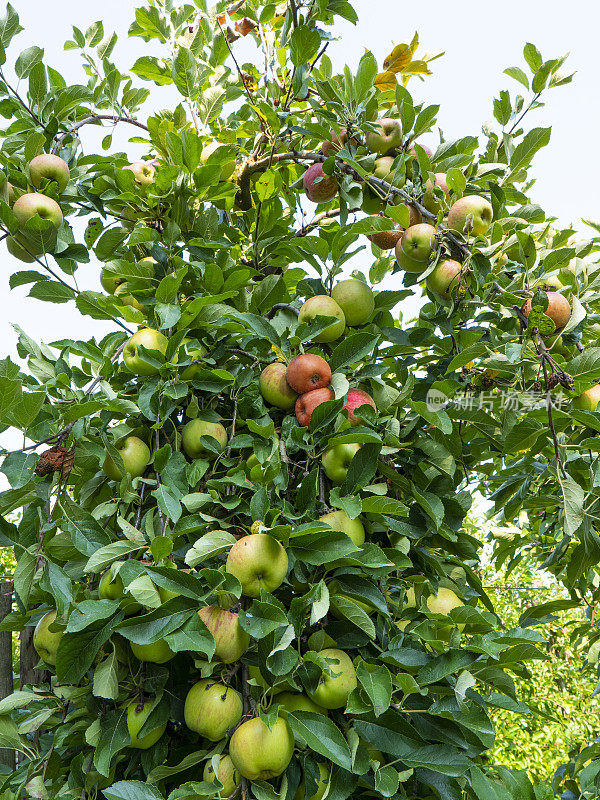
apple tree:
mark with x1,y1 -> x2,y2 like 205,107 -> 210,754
0,2 -> 595,799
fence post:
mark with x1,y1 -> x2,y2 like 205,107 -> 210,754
0,580 -> 15,770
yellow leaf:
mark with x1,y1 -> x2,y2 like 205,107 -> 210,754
401,61 -> 433,76
374,71 -> 397,91
383,44 -> 413,73
271,344 -> 287,363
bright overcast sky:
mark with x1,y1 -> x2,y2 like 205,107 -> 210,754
2,0 -> 600,369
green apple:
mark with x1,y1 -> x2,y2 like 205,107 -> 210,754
182,419 -> 227,458
331,280 -> 375,326
373,155 -> 404,187
248,665 -> 294,696
226,533 -> 288,597
203,755 -> 241,797
180,340 -> 207,380
115,282 -> 145,312
102,435 -> 151,480
33,610 -> 62,666
123,328 -> 168,375
366,118 -> 402,155
447,195 -> 493,236
98,569 -> 142,615
125,161 -> 155,186
259,362 -> 298,410
100,268 -> 124,294
184,679 -> 243,741
13,193 -> 63,228
322,443 -> 360,484
399,223 -> 437,262
276,692 -> 328,718
422,172 -> 449,214
131,639 -> 175,664
395,241 -> 429,273
295,763 -> 330,800
426,259 -> 465,301
198,606 -> 250,663
298,295 -> 345,343
303,163 -> 338,203
229,717 -> 294,780
574,384 -> 600,411
201,142 -> 236,180
126,700 -> 166,749
29,154 -> 70,193
319,509 -> 365,546
426,587 -> 465,639
309,648 -> 357,709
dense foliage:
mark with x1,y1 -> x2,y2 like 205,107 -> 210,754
0,1 -> 598,799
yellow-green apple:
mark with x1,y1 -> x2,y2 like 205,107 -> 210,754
125,161 -> 155,186
126,700 -> 166,749
33,610 -> 62,666
182,419 -> 227,458
102,435 -> 150,480
322,443 -> 360,484
259,362 -> 298,410
295,763 -> 330,800
29,154 -> 70,193
229,717 -> 294,780
114,282 -> 145,312
319,509 -> 365,546
131,639 -> 175,664
426,586 -> 465,639
309,648 -> 357,709
447,195 -> 493,236
303,163 -> 338,204
331,279 -> 375,326
100,268 -> 124,294
343,389 -> 376,424
201,142 -> 236,180
395,240 -> 429,273
295,388 -> 334,426
373,155 -> 404,187
123,328 -> 168,375
426,259 -> 465,301
422,172 -> 449,214
203,755 -> 241,796
399,223 -> 437,263
226,533 -> 288,597
522,291 -> 571,334
13,193 -> 63,228
286,354 -> 331,394
98,569 -> 142,615
198,606 -> 250,663
276,692 -> 328,718
184,679 -> 243,741
574,384 -> 600,411
366,118 -> 402,154
298,295 -> 345,342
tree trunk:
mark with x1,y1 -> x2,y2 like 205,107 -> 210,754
20,623 -> 49,690
0,581 -> 15,769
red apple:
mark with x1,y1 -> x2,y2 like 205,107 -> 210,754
522,291 -> 571,334
343,389 -> 376,425
286,354 -> 331,394
295,387 -> 334,426
303,163 -> 338,203
259,362 -> 298,410
447,195 -> 493,236
426,259 -> 465,301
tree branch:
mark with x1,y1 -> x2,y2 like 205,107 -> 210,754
52,114 -> 149,154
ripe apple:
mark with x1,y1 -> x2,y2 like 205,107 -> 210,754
368,225 -> 402,251
126,700 -> 166,749
33,610 -> 62,666
522,291 -> 571,334
319,509 -> 365,546
309,648 -> 357,709
286,354 -> 331,394
29,154 -> 70,193
321,128 -> 350,157
426,259 -> 465,301
399,223 -> 437,263
184,679 -> 243,741
303,163 -> 338,204
373,155 -> 404,187
322,443 -> 360,484
295,388 -> 334,426
395,240 -> 429,274
295,762 -> 330,800
259,362 -> 298,410
13,193 -> 63,229
343,388 -> 376,424
447,195 -> 493,236
114,282 -> 145,312
408,143 -> 433,162
100,268 -> 124,294
574,384 -> 600,411
276,692 -> 328,718
422,172 -> 449,214
102,435 -> 151,480
198,606 -> 250,663
182,419 -> 227,458
203,755 -> 241,796
125,161 -> 155,186
131,639 -> 175,664
226,533 -> 288,597
229,717 -> 294,780
366,118 -> 402,155
331,279 -> 375,326
298,295 -> 345,342
98,569 -> 142,615
123,328 -> 168,375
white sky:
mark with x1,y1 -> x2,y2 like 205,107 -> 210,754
2,0 -> 599,407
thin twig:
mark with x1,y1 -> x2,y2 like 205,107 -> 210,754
52,114 -> 149,154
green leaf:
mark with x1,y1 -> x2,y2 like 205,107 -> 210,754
357,661 -> 392,716
172,47 -> 198,97
290,26 -> 321,67
28,281 -> 75,304
504,66 -> 529,88
523,43 -> 543,73
287,711 -> 352,769
509,127 -> 551,174
15,45 -> 43,78
329,332 -> 380,372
